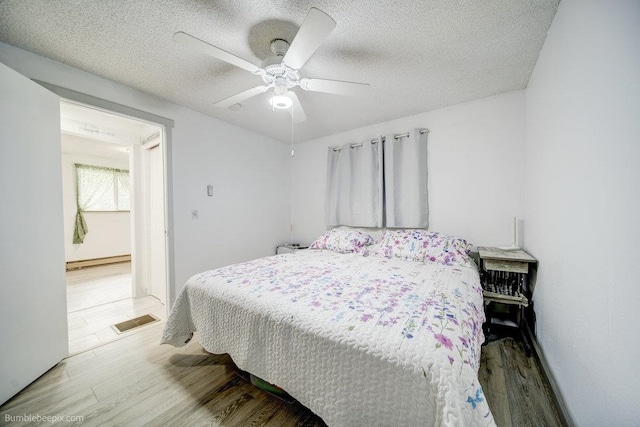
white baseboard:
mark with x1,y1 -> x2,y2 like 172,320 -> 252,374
526,324 -> 574,426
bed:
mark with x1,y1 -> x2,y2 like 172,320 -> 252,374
161,228 -> 496,426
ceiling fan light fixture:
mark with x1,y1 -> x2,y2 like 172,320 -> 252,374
270,94 -> 293,109
175,7 -> 369,120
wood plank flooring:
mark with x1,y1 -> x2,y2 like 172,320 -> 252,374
1,323 -> 324,427
479,338 -> 564,426
1,324 -> 561,426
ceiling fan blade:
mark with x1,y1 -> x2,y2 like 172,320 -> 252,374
213,86 -> 270,108
303,78 -> 370,97
288,91 -> 307,123
283,8 -> 336,70
174,31 -> 261,74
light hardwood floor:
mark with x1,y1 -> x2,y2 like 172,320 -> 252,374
1,322 -> 562,427
66,262 -> 166,354
66,262 -> 133,313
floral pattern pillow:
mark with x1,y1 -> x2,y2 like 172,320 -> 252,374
309,228 -> 375,254
374,229 -> 473,266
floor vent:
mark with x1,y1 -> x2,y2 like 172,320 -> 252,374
112,314 -> 158,334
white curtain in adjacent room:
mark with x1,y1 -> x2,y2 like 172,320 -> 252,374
384,129 -> 429,228
325,139 -> 383,227
73,164 -> 131,244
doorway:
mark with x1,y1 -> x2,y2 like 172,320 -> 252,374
60,100 -> 168,354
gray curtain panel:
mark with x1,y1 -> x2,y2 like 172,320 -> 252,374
383,129 -> 429,228
325,139 -> 383,227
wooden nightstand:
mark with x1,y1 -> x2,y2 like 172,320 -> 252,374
477,247 -> 537,355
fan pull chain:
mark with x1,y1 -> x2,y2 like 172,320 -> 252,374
291,105 -> 295,157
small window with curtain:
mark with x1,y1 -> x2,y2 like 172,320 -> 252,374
75,164 -> 130,212
73,164 -> 130,244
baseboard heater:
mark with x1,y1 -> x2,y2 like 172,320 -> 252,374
66,254 -> 131,271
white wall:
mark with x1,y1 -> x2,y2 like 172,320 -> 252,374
0,42 -> 291,298
525,1 -> 640,425
171,108 -> 292,283
291,91 -> 526,247
61,134 -> 131,262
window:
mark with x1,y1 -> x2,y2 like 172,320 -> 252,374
75,164 -> 130,212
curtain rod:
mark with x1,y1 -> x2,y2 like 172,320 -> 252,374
331,129 -> 427,151
394,128 -> 429,140
333,138 -> 379,151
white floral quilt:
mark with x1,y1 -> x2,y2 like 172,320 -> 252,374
161,250 -> 495,426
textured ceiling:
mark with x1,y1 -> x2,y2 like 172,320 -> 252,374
0,0 -> 559,143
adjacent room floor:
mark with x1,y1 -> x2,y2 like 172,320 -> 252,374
66,262 -> 166,354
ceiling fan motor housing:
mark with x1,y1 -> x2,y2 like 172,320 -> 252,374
270,39 -> 289,56
261,63 -> 300,88
260,39 -> 301,89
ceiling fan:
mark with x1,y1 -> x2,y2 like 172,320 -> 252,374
174,8 -> 370,122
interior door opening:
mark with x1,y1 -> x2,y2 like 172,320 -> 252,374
60,100 -> 168,354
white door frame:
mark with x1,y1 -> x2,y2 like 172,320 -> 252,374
140,139 -> 168,305
36,81 -> 177,310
